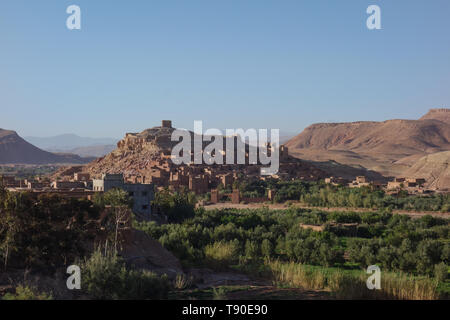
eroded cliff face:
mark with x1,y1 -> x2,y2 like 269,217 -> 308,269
405,151 -> 450,190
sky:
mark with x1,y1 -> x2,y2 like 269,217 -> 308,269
0,0 -> 449,138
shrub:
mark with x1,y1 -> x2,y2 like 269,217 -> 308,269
261,239 -> 274,258
434,263 -> 448,282
245,240 -> 260,260
204,240 -> 240,270
213,286 -> 228,300
174,273 -> 193,290
2,285 -> 52,300
0,192 -> 100,270
152,189 -> 196,223
81,249 -> 170,300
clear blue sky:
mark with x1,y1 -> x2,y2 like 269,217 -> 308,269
0,0 -> 449,138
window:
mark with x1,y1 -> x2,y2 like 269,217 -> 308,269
129,191 -> 134,197
142,205 -> 149,210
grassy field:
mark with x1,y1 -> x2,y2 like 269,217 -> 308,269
265,260 -> 445,300
168,261 -> 449,300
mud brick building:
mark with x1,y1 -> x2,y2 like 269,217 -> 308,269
74,173 -> 90,182
51,180 -> 86,189
93,173 -> 155,219
189,175 -> 209,195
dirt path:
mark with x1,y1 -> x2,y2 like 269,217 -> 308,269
202,203 -> 450,218
225,286 -> 332,300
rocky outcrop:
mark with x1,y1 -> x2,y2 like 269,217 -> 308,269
85,126 -> 175,177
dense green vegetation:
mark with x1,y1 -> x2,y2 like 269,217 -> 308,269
266,260 -> 441,300
151,189 -> 197,223
0,187 -> 136,270
0,186 -> 170,300
80,248 -> 170,300
2,285 -> 53,300
137,206 -> 449,297
233,179 -> 450,212
0,188 -> 99,270
1,182 -> 449,300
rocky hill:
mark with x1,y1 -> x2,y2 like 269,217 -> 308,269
404,151 -> 450,190
84,122 -> 330,181
285,109 -> 450,178
85,125 -> 178,177
0,129 -> 94,165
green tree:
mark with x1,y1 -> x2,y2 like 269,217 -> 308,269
152,189 -> 196,223
0,191 -> 100,269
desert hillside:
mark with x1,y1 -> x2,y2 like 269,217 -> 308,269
0,129 -> 94,165
85,125 -> 178,177
420,108 -> 450,124
285,109 -> 450,177
404,151 -> 450,190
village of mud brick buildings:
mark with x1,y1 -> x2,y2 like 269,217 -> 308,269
0,121 -> 432,220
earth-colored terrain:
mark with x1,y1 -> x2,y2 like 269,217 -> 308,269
83,124 -> 330,180
404,151 -> 450,190
285,109 -> 450,180
85,125 -> 177,177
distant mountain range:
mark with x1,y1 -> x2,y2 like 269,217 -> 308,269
56,145 -> 117,158
0,129 -> 95,165
285,108 -> 450,179
279,131 -> 297,145
24,134 -> 118,158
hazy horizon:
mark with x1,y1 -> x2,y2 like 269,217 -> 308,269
2,107 -> 443,140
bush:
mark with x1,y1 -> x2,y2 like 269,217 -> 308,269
204,240 -> 240,270
81,249 -> 170,300
136,207 -> 449,277
2,285 -> 52,300
0,192 -> 100,270
174,273 -> 193,290
152,189 -> 196,223
213,286 -> 228,300
261,239 -> 274,258
434,263 -> 448,282
245,240 -> 260,260
120,269 -> 170,300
